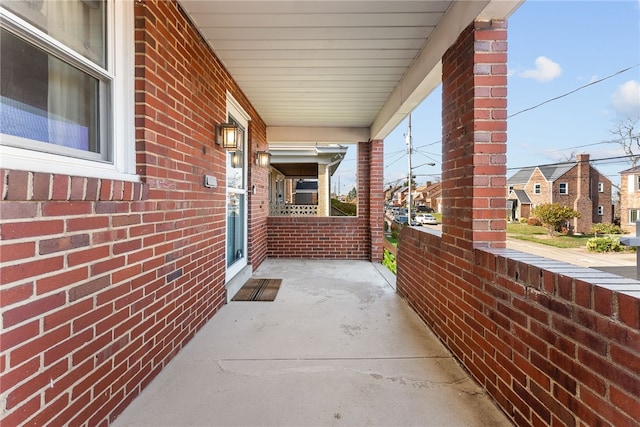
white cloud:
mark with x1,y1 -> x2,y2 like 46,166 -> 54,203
611,80 -> 640,118
519,56 -> 562,83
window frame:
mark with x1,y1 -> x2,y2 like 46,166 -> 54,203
629,209 -> 640,224
533,183 -> 541,194
598,182 -> 604,193
559,182 -> 568,195
597,205 -> 603,216
0,1 -> 137,182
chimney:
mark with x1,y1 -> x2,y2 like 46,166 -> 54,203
573,153 -> 592,233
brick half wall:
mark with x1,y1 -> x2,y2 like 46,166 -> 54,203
267,216 -> 370,259
397,226 -> 640,426
266,140 -> 383,261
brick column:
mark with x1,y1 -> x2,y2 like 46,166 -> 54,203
369,139 -> 384,262
441,20 -> 507,250
357,139 -> 383,262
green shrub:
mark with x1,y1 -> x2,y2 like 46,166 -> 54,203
586,236 -> 622,253
382,249 -> 397,274
527,217 -> 542,226
590,223 -> 625,235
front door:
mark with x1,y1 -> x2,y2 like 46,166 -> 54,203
225,98 -> 249,282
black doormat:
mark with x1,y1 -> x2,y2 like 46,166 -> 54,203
232,278 -> 282,301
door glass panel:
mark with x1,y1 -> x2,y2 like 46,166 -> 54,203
227,191 -> 245,267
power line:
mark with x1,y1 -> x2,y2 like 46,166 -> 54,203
508,64 -> 639,119
507,154 -> 637,171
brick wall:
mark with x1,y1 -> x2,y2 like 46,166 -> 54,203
397,227 -> 640,426
0,1 -> 267,425
267,140 -> 383,261
397,20 -> 638,427
620,172 -> 640,232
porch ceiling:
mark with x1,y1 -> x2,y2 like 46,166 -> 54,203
179,1 -> 522,143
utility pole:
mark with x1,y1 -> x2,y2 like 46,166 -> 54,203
406,114 -> 413,224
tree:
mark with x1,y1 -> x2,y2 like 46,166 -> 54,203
346,186 -> 357,202
610,117 -> 640,167
531,203 -> 581,237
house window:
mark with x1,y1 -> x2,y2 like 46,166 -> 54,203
559,182 -> 568,194
534,184 -> 541,194
629,209 -> 640,224
0,1 -> 135,179
598,206 -> 603,216
598,182 -> 604,193
637,175 -> 640,191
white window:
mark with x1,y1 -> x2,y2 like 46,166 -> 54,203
598,206 -> 603,216
0,1 -> 136,181
559,182 -> 568,194
598,182 -> 604,193
637,175 -> 640,191
534,184 -> 541,194
629,209 -> 640,224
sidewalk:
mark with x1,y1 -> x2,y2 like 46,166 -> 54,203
112,259 -> 511,427
506,237 -> 638,280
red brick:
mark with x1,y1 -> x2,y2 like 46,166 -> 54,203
0,241 -> 36,262
67,215 -> 110,231
0,220 -> 64,240
0,201 -> 38,219
51,174 -> 70,200
6,170 -> 30,200
42,201 -> 92,216
69,275 -> 111,302
617,293 -> 640,329
67,246 -> 111,267
0,282 -> 34,306
3,291 -> 66,327
32,172 -> 51,200
39,234 -> 90,255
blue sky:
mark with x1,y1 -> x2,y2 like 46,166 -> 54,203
333,0 -> 640,195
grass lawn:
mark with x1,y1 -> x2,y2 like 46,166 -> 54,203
507,222 -> 590,249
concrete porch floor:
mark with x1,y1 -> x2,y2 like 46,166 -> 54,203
112,259 -> 511,427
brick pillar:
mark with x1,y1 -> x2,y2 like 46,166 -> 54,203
357,139 -> 383,262
441,20 -> 507,251
573,153 -> 593,233
369,139 -> 384,262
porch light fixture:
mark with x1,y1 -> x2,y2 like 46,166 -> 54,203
255,151 -> 271,168
216,122 -> 240,151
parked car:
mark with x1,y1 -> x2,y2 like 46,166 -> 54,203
416,205 -> 435,213
394,215 -> 409,225
415,213 -> 437,225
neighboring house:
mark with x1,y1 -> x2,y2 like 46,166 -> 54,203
384,185 -> 401,204
393,186 -> 409,207
415,181 -> 442,213
267,142 -> 348,216
506,189 -> 531,221
507,154 -> 612,233
619,165 -> 640,233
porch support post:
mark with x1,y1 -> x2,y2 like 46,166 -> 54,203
441,20 -> 508,251
358,139 -> 384,262
318,163 -> 330,216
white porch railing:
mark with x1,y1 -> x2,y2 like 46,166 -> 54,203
269,203 -> 318,216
